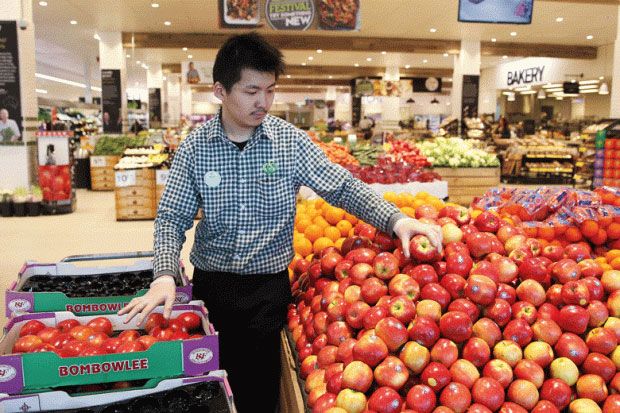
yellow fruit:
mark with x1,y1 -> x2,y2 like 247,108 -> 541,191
336,220 -> 353,237
313,237 -> 334,254
293,237 -> 313,257
325,206 -> 345,225
324,226 -> 342,242
334,238 -> 345,251
304,224 -> 323,243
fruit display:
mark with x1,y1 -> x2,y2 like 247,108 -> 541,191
383,139 -> 432,168
114,146 -> 169,170
344,160 -> 441,185
92,136 -> 149,156
350,143 -> 384,167
38,164 -> 72,201
286,194 -> 620,413
312,137 -> 360,167
418,137 -> 500,168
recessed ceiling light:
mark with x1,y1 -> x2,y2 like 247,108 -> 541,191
316,49 -> 323,53
328,75 -> 333,79
599,76 -> 605,80
354,63 -> 359,67
151,2 -> 160,7
510,32 -> 517,36
286,75 -> 291,78
491,38 -> 497,42
423,59 -> 428,64
586,35 -> 594,40
38,1 -> 47,6
308,56 -> 314,61
93,34 -> 100,40
366,57 -> 372,62
182,47 -> 188,51
443,53 -> 449,57
70,20 -> 77,25
555,17 -> 564,22
381,51 -> 387,55
187,54 -> 193,59
301,62 -> 306,66
502,55 -> 508,59
404,64 -> 411,69
136,60 -> 141,64
164,21 -> 171,26
430,28 -> 437,33
126,54 -> 130,58
163,76 -> 167,81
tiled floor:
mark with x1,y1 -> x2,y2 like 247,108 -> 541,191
0,189 -> 197,324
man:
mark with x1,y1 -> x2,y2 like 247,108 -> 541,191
0,108 -> 21,141
119,33 -> 441,412
187,62 -> 201,84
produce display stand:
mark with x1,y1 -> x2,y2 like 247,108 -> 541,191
435,166 -> 500,205
0,370 -> 235,413
36,131 -> 77,215
114,168 -> 157,220
6,251 -> 191,317
0,301 -> 219,395
89,155 -> 119,191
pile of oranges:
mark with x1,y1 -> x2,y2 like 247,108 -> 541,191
597,249 -> 620,271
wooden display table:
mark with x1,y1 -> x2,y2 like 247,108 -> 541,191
114,168 -> 156,220
434,167 -> 501,206
90,156 -> 119,191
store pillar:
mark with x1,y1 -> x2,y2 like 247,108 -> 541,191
147,64 -> 163,128
451,40 -> 481,124
98,32 -> 127,133
610,5 -> 620,118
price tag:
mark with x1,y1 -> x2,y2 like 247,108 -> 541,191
156,169 -> 170,185
115,170 -> 136,187
90,156 -> 106,167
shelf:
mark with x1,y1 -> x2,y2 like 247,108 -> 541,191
528,168 -> 573,173
524,155 -> 573,159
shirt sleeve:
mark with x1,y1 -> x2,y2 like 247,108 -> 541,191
153,139 -> 200,279
294,132 -> 401,234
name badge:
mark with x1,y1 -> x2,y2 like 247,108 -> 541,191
204,171 -> 221,188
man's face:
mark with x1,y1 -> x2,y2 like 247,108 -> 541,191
216,69 -> 275,130
189,63 -> 194,70
0,110 -> 8,121
103,112 -> 110,123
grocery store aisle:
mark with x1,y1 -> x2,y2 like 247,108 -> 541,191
0,189 -> 197,323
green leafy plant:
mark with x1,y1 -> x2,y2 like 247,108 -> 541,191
93,135 -> 148,156
30,186 -> 43,202
12,187 -> 30,203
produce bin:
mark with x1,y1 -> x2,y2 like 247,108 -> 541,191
114,168 -> 157,220
434,167 -> 501,206
90,156 -> 119,191
6,252 -> 191,317
0,370 -> 235,412
0,301 -> 219,395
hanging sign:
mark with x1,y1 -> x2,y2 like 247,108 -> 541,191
0,21 -> 22,142
317,0 -> 361,31
101,69 -> 122,133
148,88 -> 162,127
266,0 -> 314,30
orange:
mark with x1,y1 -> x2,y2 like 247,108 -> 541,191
293,237 -> 313,257
313,237 -> 334,254
565,226 -> 583,242
610,257 -> 620,270
601,263 -> 613,272
607,223 -> 620,240
313,215 -> 330,229
336,220 -> 353,237
334,237 -> 345,251
325,206 -> 345,225
344,212 -> 358,225
295,217 -> 312,233
579,220 -> 599,239
605,249 -> 620,263
393,196 -> 408,208
383,192 -> 397,204
591,228 -> 608,246
401,206 -> 416,218
304,224 -> 323,243
324,226 -> 342,242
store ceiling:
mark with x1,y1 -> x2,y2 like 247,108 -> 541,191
32,0 -> 619,92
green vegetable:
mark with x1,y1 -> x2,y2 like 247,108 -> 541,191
93,135 -> 148,156
419,137 -> 499,168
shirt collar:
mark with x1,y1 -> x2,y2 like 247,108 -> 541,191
205,110 -> 274,142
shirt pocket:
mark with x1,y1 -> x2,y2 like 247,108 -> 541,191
255,177 -> 294,219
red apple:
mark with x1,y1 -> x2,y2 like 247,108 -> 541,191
603,395 -> 620,413
516,279 -> 546,307
388,274 -> 420,301
321,252 -> 344,276
373,252 -> 400,281
462,337 -> 491,368
523,341 -> 554,368
502,319 -> 533,347
557,305 -> 590,335
482,359 -> 514,389
352,332 -> 388,367
439,311 -> 473,343
345,301 -> 370,330
421,282 -> 451,310
449,298 -> 481,323
301,355 -> 320,379
472,377 -> 505,411
345,247 -> 377,265
349,263 -> 374,285
409,235 -> 439,263
313,392 -> 337,413
341,360 -> 373,393
327,296 -> 348,322
496,257 -> 519,284
450,358 -> 480,389
440,382 -> 472,413
554,332 -> 589,366
367,387 -> 403,413
561,281 -> 590,306
551,259 -> 581,284
549,357 -> 579,386
532,400 -> 561,413
585,327 -> 618,355
375,317 -> 408,352
540,378 -> 571,410
497,283 -> 517,305
421,361 -> 451,392
406,384 -> 436,413
493,340 -> 523,368
326,321 -> 353,347
361,277 -> 388,305
388,295 -> 416,324
507,379 -> 539,410
363,305 -> 388,330
602,270 -> 620,294
337,338 -> 357,366
472,318 -> 502,348
511,301 -> 537,325
474,211 -> 500,233
305,369 -> 326,393
505,235 -> 527,253
343,285 -> 362,304
582,352 -> 616,383
446,253 -> 474,277
514,359 -> 545,388
484,299 -> 512,327
416,299 -> 442,322
335,389 -> 366,413
406,264 -> 438,288
576,374 -> 608,403
542,245 -> 564,262
374,355 -> 409,391
430,338 -> 459,368
334,260 -> 354,281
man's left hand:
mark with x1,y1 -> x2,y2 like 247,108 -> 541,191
393,217 -> 443,259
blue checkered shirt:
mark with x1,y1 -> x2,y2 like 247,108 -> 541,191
153,113 -> 403,278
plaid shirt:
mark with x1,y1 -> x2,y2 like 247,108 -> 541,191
153,113 -> 403,278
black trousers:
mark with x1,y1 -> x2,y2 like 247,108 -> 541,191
192,267 -> 292,413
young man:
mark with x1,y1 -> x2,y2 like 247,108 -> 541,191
119,33 -> 441,412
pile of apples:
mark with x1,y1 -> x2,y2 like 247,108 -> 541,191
288,203 -> 620,413
12,312 -> 203,357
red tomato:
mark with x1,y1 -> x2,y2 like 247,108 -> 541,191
32,343 -> 56,353
87,317 -> 113,335
116,341 -> 145,353
53,348 -> 74,358
62,340 -> 89,356
69,325 -> 94,341
80,346 -> 107,356
19,320 -> 46,337
101,337 -> 122,354
144,313 -> 167,333
36,327 -> 61,343
57,319 -> 80,334
50,333 -> 72,349
87,332 -> 108,348
137,335 -> 159,350
177,312 -> 201,331
13,335 -> 44,353
168,319 -> 188,333
118,330 -> 141,342
150,326 -> 174,341
170,330 -> 190,341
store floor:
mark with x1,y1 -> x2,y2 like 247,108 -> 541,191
0,189 -> 197,324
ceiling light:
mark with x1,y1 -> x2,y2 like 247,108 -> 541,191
286,75 -> 291,78
164,21 -> 171,26
443,53 -> 449,57
599,82 -> 609,95
187,54 -> 193,59
316,49 -> 323,53
366,57 -> 372,62
586,35 -> 593,40
163,76 -> 167,81
182,47 -> 188,51
581,89 -> 599,94
507,93 -> 516,102
599,76 -> 605,80
502,91 -> 514,96
136,60 -> 141,64
35,73 -> 101,91
328,75 -> 333,79
571,79 -> 576,83
520,90 -> 537,95
93,34 -> 100,40
404,64 -> 411,69
543,83 -> 562,89
126,54 -> 130,58
556,96 -> 564,100
446,102 -> 451,106
510,32 -> 517,36
430,28 -> 437,33
579,80 -> 600,85
151,2 -> 160,7
308,56 -> 314,61
555,17 -> 564,22
35,88 -> 47,94
423,59 -> 428,63
579,85 -> 599,90
38,1 -> 47,6
354,63 -> 359,67
301,62 -> 306,66
537,89 -> 546,99
502,55 -> 508,59
491,38 -> 497,42
381,51 -> 387,55
70,20 -> 77,25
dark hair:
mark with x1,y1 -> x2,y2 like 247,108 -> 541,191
213,32 -> 285,91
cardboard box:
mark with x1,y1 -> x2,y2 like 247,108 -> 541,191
0,301 -> 219,394
0,370 -> 235,412
6,258 -> 192,317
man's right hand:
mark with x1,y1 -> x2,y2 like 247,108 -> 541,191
118,275 -> 177,325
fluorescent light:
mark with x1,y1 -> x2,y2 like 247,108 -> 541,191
404,64 -> 411,69
555,17 -> 564,22
520,90 -> 537,95
151,2 -> 160,7
366,57 -> 372,62
308,56 -> 314,61
443,53 -> 449,57
136,60 -> 141,64
70,20 -> 77,25
126,54 -> 130,58
35,73 -> 101,92
381,51 -> 386,55
164,21 -> 171,26
430,28 -> 437,33
182,47 -> 188,51
502,55 -> 508,59
423,59 -> 428,63
579,85 -> 599,90
542,83 -> 562,89
286,75 -> 291,78
354,63 -> 359,67
510,32 -> 517,37
93,34 -> 100,41
581,89 -> 599,94
546,88 -> 564,93
38,1 -> 48,6
502,91 -> 514,96
491,38 -> 497,42
556,96 -> 563,100
586,35 -> 593,40
187,54 -> 193,59
301,62 -> 306,66
328,75 -> 333,79
316,49 -> 323,53
35,89 -> 47,94
579,80 -> 600,85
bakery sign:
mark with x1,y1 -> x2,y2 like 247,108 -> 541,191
507,66 -> 545,86
498,58 -> 553,88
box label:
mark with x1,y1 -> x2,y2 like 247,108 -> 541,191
90,156 -> 107,167
115,170 -> 137,187
59,358 -> 148,377
156,169 -> 169,185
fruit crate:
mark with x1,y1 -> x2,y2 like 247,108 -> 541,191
434,167 -> 501,206
6,251 -> 192,317
0,301 -> 219,395
0,370 -> 235,412
89,156 -> 119,191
